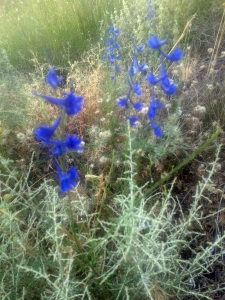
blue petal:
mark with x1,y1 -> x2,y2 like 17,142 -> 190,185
147,106 -> 156,118
136,44 -> 145,52
150,120 -> 163,137
115,43 -> 120,49
131,53 -> 139,76
126,115 -> 139,126
162,48 -> 183,62
117,96 -> 129,109
161,83 -> 177,95
161,76 -> 177,95
109,26 -> 120,34
108,39 -> 114,46
65,135 -> 83,151
115,65 -> 120,72
146,72 -> 161,85
46,67 -> 63,89
139,63 -> 148,72
133,83 -> 142,96
53,159 -> 79,193
52,135 -> 83,151
58,167 -> 79,193
147,99 -> 163,119
108,53 -> 115,60
32,91 -> 66,106
129,80 -> 142,96
114,28 -> 121,34
147,35 -> 168,50
153,125 -> 163,137
49,145 -> 66,156
32,91 -> 83,115
132,101 -> 143,111
34,117 -> 61,144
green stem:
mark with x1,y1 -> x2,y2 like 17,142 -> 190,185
135,128 -> 221,206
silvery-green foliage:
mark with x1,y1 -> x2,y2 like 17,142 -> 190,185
0,155 -> 87,300
1,130 -> 225,299
111,0 -> 155,56
93,125 -> 225,299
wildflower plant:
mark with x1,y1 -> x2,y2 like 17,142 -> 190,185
146,0 -> 155,28
116,33 -> 183,136
102,25 -> 121,81
32,68 -> 84,193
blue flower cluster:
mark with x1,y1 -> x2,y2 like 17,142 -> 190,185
145,35 -> 182,136
102,25 -> 121,81
146,0 -> 155,28
33,68 -> 84,193
117,43 -> 147,126
117,34 -> 183,137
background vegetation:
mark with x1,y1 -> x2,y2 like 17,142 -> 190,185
0,0 -> 122,70
1,0 -> 225,299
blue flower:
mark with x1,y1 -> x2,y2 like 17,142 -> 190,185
138,63 -> 148,73
65,135 -> 83,151
46,67 -> 63,89
126,115 -> 139,126
108,39 -> 114,46
147,98 -> 163,119
160,60 -> 177,95
108,56 -> 115,66
129,53 -> 148,77
147,35 -> 168,50
115,65 -> 120,72
53,135 -> 83,151
49,145 -> 66,156
114,43 -> 120,50
161,74 -> 177,95
109,26 -> 120,34
146,72 -> 161,85
150,120 -> 163,137
57,166 -> 79,193
131,100 -> 143,111
132,82 -> 142,96
32,90 -> 83,115
162,48 -> 183,62
129,79 -> 142,96
34,117 -> 61,144
131,53 -> 139,76
146,0 -> 155,27
103,25 -> 121,79
117,95 -> 129,109
135,44 -> 145,53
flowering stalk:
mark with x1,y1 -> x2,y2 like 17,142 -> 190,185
33,68 -> 84,193
145,34 -> 182,135
146,0 -> 155,28
117,43 -> 147,126
102,25 -> 121,81
116,33 -> 182,136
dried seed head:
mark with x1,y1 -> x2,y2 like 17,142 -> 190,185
17,132 -> 26,140
193,105 -> 206,117
99,130 -> 112,139
99,156 -> 109,164
207,48 -> 214,54
207,84 -> 214,90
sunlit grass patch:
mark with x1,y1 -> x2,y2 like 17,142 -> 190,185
0,0 -> 122,70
